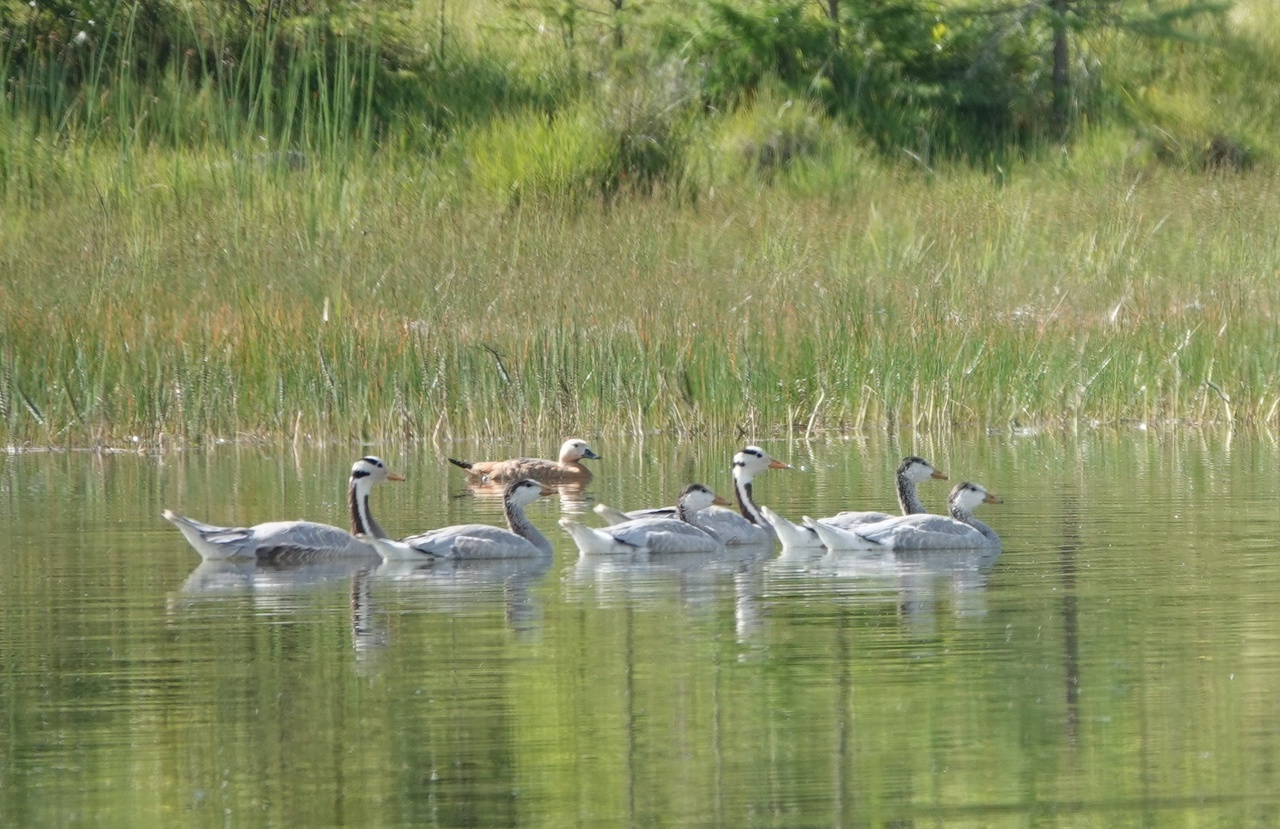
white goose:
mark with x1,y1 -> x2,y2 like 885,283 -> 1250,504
163,456 -> 404,561
448,438 -> 600,484
761,455 -> 947,548
594,446 -> 791,546
560,483 -> 726,555
806,481 -> 1003,551
372,478 -> 553,561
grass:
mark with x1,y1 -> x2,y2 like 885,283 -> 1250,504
2,2 -> 1280,448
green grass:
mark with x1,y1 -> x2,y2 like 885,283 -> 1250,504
3,152 -> 1279,447
3,2 -> 1280,447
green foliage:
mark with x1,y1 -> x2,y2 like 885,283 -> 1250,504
649,0 -> 1229,161
710,79 -> 839,180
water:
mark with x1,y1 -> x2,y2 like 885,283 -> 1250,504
3,431 -> 1280,827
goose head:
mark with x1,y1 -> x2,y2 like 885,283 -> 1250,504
559,439 -> 601,464
350,456 -> 405,488
505,478 -> 550,507
898,456 -> 948,483
733,445 -> 791,478
949,481 -> 1002,514
676,482 -> 730,513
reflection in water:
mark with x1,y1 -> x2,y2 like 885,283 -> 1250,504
459,479 -> 592,515
757,546 -> 1001,643
8,432 -> 1280,828
374,556 -> 552,637
175,558 -> 376,600
565,543 -> 772,617
171,554 -> 554,652
894,547 -> 1002,640
1059,486 -> 1082,746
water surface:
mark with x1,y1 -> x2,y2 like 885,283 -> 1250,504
2,431 -> 1279,827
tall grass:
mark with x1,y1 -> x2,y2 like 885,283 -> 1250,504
3,149 -> 1279,447
3,2 -> 1280,447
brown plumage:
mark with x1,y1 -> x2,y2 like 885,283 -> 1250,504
449,438 -> 600,484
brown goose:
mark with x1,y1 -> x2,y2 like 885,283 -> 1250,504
448,438 -> 600,483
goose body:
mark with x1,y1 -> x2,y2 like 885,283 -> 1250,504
373,478 -> 552,561
163,457 -> 403,562
593,446 -> 790,546
448,438 -> 599,484
762,456 -> 947,548
806,482 -> 1002,551
560,483 -> 725,555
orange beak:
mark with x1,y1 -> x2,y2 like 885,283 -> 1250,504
768,459 -> 792,470
931,470 -> 948,480
388,471 -> 406,482
983,492 -> 1003,505
712,493 -> 733,507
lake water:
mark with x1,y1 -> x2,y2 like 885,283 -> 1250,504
3,431 -> 1280,828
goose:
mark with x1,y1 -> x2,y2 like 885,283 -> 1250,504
372,478 -> 553,561
805,481 -> 1003,551
448,438 -> 600,484
760,456 -> 947,548
594,445 -> 791,545
559,483 -> 726,555
163,456 -> 404,561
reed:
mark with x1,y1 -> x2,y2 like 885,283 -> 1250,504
3,149 -> 1279,447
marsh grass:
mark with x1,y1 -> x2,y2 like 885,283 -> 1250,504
3,3 -> 1280,447
3,144 -> 1279,448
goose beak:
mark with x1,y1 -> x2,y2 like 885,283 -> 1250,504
983,492 -> 1003,505
768,459 -> 792,470
712,493 -> 733,507
582,447 -> 601,460
388,472 -> 406,482
931,470 -> 948,480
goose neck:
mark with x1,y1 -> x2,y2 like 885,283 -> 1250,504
349,479 -> 389,539
896,473 -> 926,515
505,496 -> 553,554
733,468 -> 764,526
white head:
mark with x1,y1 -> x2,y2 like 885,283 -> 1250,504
559,439 -> 601,463
899,456 -> 948,483
733,445 -> 791,478
505,478 -> 549,507
350,456 -> 405,489
677,482 -> 725,513
948,481 -> 1002,513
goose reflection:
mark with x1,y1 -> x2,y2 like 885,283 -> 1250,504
373,556 -> 553,636
175,558 -> 376,599
171,550 -> 553,650
565,542 -> 773,616
458,478 -> 592,515
745,545 -> 1003,644
170,558 -> 390,657
892,547 -> 1002,640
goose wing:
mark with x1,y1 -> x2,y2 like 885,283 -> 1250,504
400,524 -> 542,559
463,457 -> 568,482
822,509 -> 895,529
693,507 -> 768,545
250,521 -> 376,561
606,517 -> 721,554
856,514 -> 988,550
